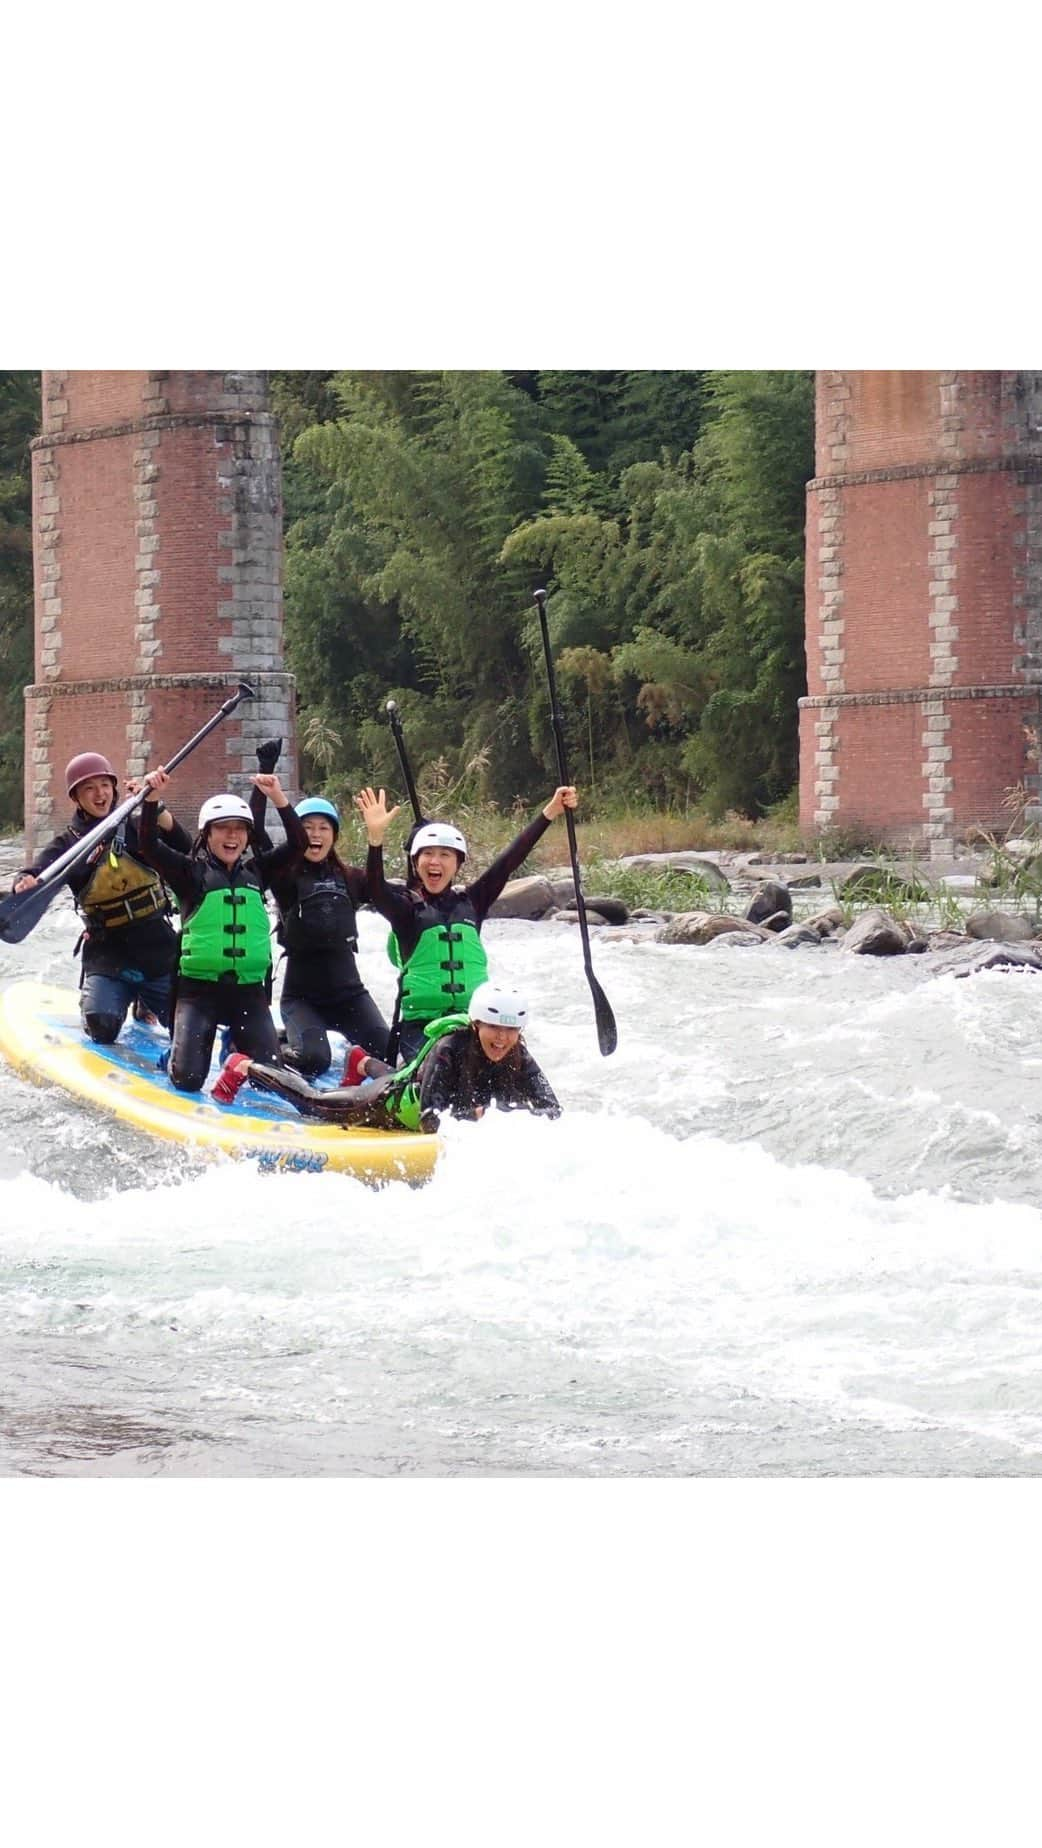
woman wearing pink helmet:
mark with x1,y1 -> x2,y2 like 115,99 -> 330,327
12,750 -> 191,1044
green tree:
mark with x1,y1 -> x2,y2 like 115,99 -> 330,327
504,371 -> 814,814
287,370 -> 550,805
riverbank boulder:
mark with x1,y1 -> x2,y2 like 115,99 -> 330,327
965,909 -> 1036,943
745,880 -> 793,931
840,907 -> 923,956
489,875 -> 557,919
656,912 -> 767,946
930,940 -> 1042,977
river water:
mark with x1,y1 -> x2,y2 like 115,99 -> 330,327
2,883 -> 1042,1477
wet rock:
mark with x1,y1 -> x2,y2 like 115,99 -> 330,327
582,896 -> 629,925
489,875 -> 556,919
772,923 -> 827,948
788,872 -> 823,889
965,909 -> 1035,943
551,908 -> 610,926
746,881 -> 792,930
802,906 -> 845,938
840,906 -> 921,956
656,912 -> 766,946
930,940 -> 1042,977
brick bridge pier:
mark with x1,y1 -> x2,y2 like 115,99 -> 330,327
25,370 -> 296,854
799,371 -> 1042,856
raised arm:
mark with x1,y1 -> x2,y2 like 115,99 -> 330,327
355,787 -> 413,931
251,774 -> 307,876
467,787 -> 578,922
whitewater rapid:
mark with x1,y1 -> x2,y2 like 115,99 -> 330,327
2,887 -> 1042,1475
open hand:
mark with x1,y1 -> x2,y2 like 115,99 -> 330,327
355,787 -> 401,846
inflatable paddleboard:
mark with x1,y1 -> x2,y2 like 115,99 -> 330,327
0,980 -> 438,1184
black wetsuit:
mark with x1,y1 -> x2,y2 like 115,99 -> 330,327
366,810 -> 553,1060
137,799 -> 307,1092
243,1025 -> 560,1136
18,805 -> 191,1040
417,1028 -> 560,1130
251,787 -> 387,1072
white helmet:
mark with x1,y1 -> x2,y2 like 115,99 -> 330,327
411,821 -> 467,863
468,983 -> 528,1031
198,794 -> 253,832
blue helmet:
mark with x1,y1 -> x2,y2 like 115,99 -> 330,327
296,796 -> 340,834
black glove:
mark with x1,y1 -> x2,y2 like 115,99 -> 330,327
256,737 -> 282,773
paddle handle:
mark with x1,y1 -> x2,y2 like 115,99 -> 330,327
385,699 -> 424,823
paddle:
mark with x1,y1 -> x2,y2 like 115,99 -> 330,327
532,589 -> 618,1056
385,699 -> 424,825
383,699 -> 426,1064
0,681 -> 256,945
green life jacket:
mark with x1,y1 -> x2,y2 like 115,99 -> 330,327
398,901 -> 488,1023
179,861 -> 272,985
379,1013 -> 470,1131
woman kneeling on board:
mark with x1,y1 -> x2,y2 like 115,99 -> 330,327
356,784 -> 578,1062
211,984 -> 560,1133
136,765 -> 307,1092
12,751 -> 191,1044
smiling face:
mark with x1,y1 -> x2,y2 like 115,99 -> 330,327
476,1021 -> 521,1062
303,817 -> 336,862
414,846 -> 461,895
207,820 -> 250,866
73,775 -> 116,820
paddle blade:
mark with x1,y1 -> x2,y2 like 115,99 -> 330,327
0,879 -> 61,945
589,971 -> 618,1056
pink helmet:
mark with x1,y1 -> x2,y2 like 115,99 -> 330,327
65,752 -> 117,799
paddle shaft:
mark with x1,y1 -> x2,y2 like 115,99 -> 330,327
383,700 -> 425,1063
533,589 -> 617,1055
385,700 -> 423,823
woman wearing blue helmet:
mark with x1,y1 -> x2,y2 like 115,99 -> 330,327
254,789 -> 389,1076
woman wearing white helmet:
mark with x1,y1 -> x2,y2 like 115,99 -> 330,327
416,982 -> 560,1129
210,983 -> 560,1134
135,766 -> 308,1093
12,748 -> 192,1045
355,781 -> 579,1061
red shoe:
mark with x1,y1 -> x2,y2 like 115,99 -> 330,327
211,1052 -> 252,1105
343,1044 -> 370,1087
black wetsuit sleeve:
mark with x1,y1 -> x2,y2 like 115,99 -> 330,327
365,846 -> 415,937
345,865 -> 370,907
515,1047 -> 562,1118
161,812 -> 194,854
417,1033 -> 467,1130
466,812 -> 552,924
135,799 -> 201,910
249,785 -> 275,854
126,810 -> 191,858
17,822 -> 81,884
254,802 -> 308,881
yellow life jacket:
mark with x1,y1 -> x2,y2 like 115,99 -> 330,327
79,838 -> 169,930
